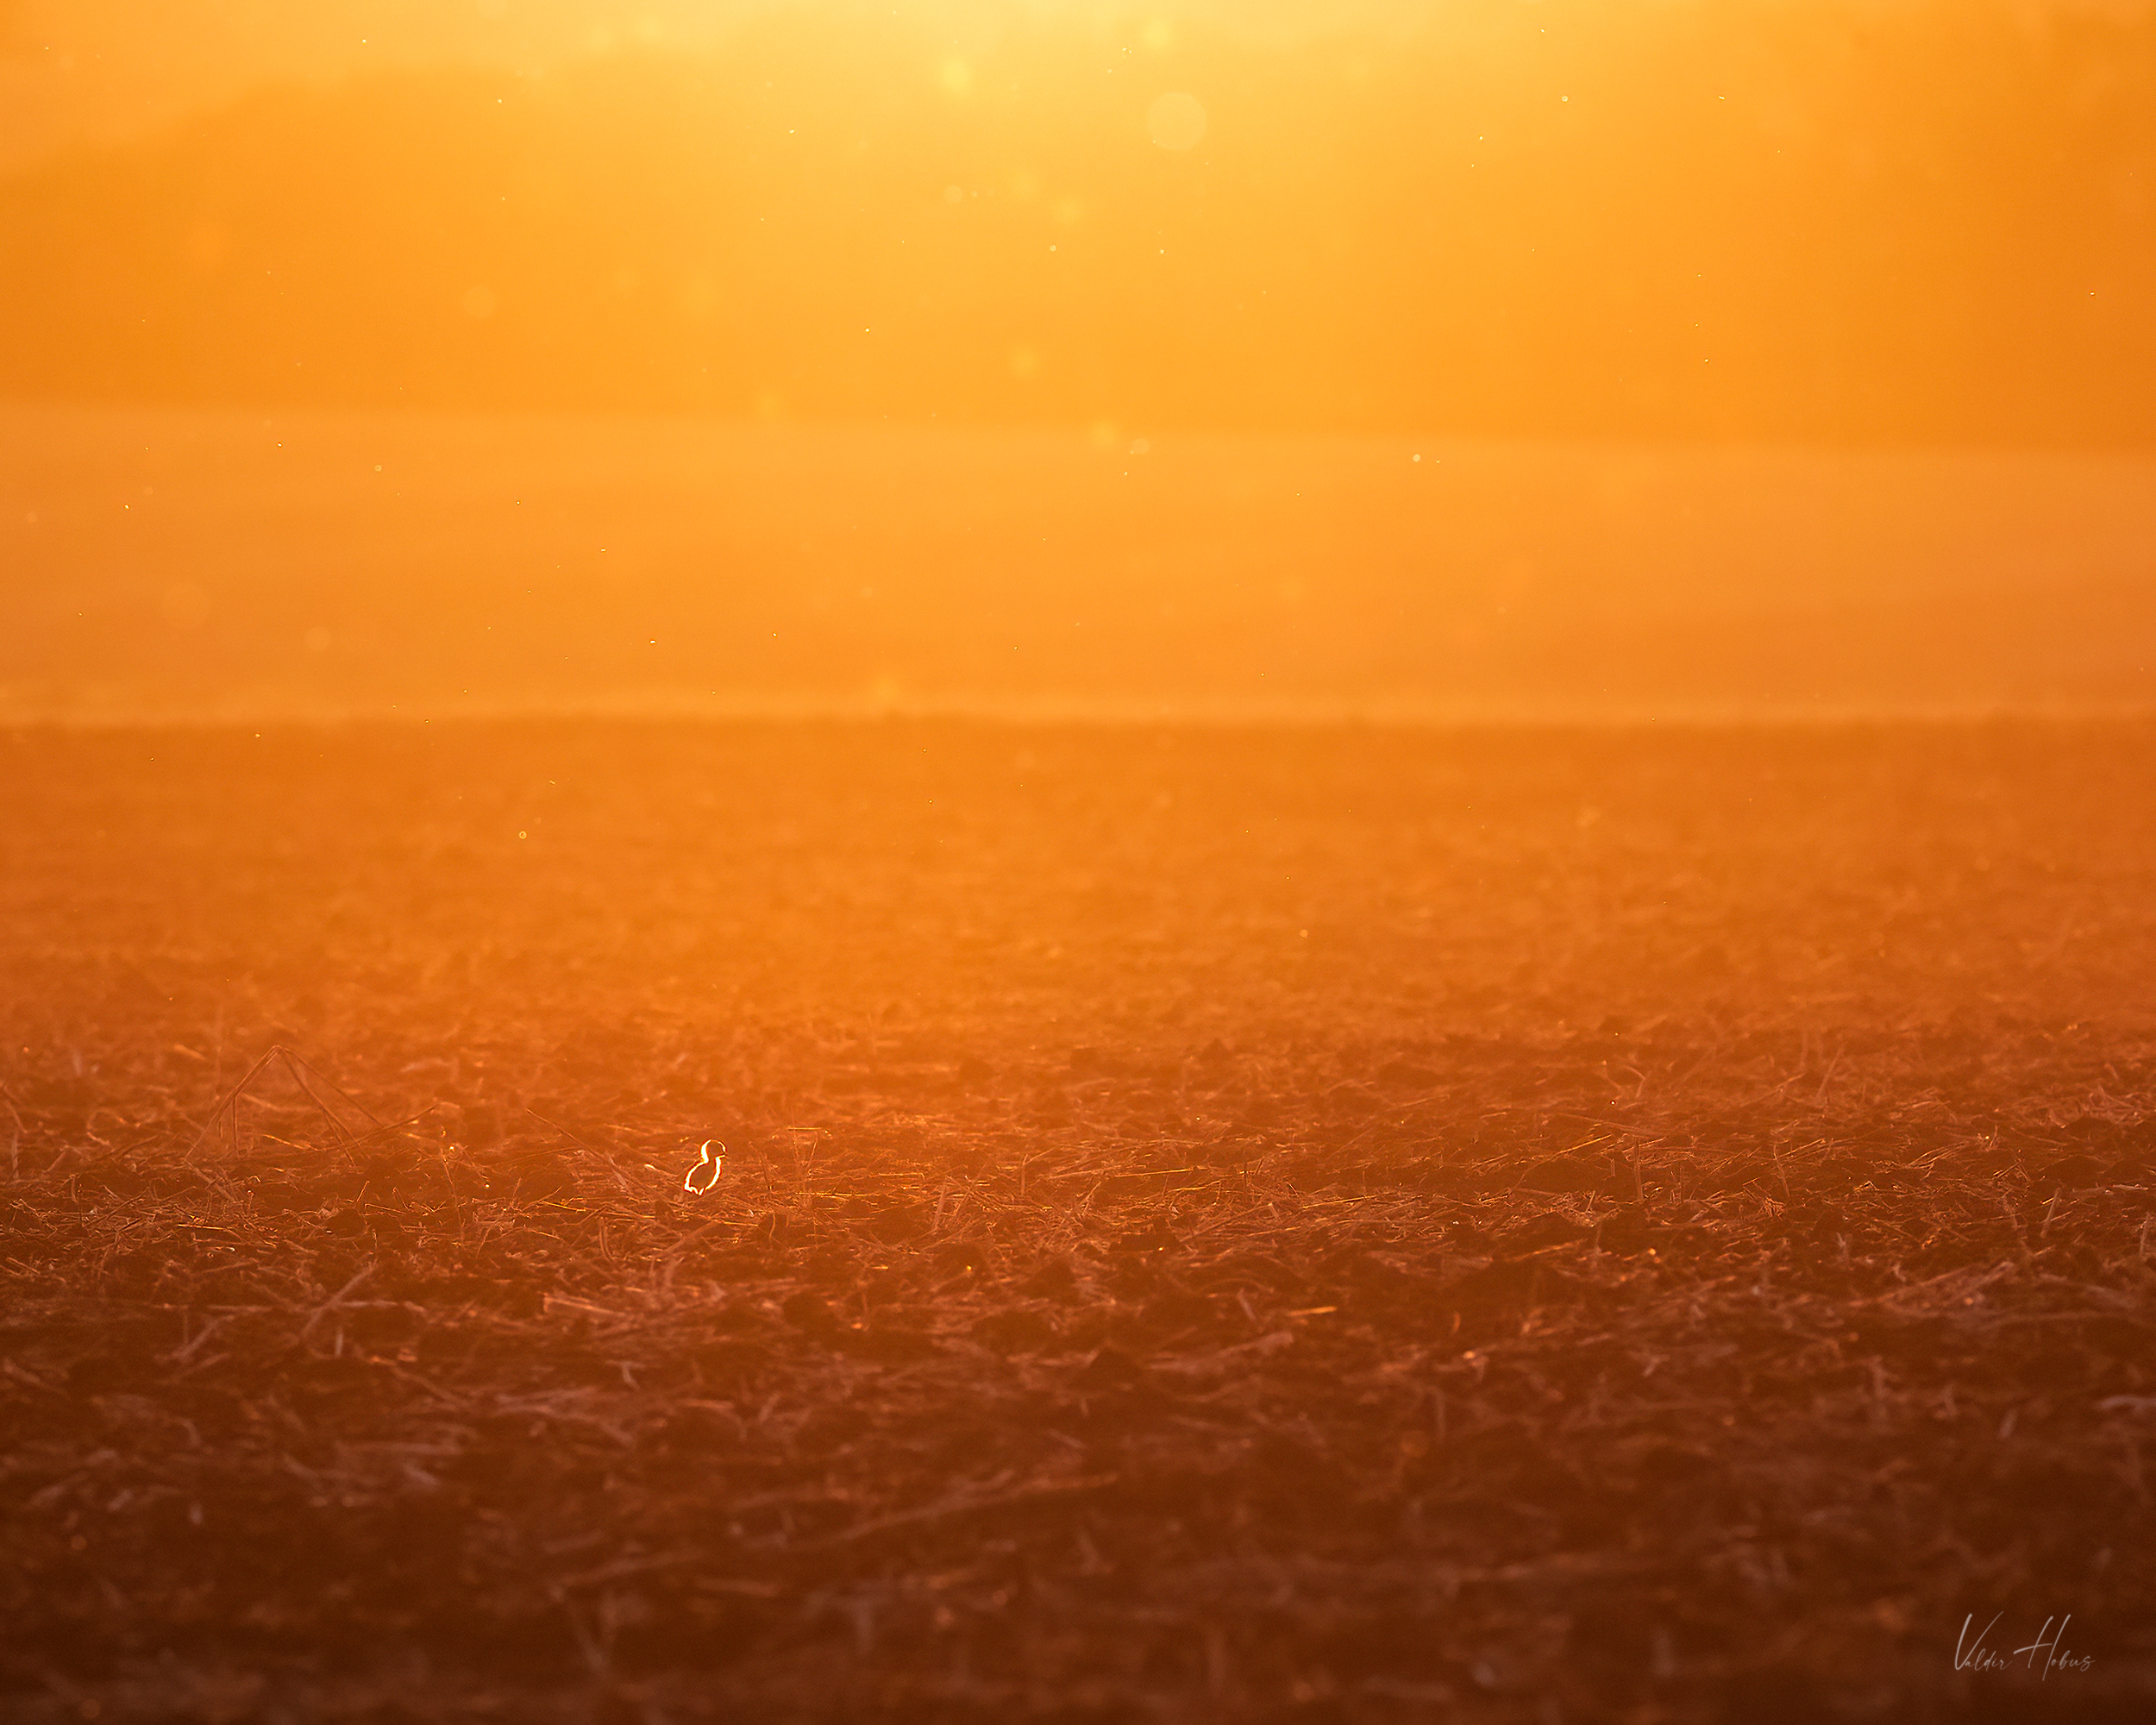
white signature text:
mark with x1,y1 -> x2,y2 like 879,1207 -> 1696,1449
1955,1614 -> 2094,1678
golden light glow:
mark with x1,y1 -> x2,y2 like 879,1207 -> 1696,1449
1,0 -> 2150,444
3,1 -> 2153,726
9,18 -> 2155,1716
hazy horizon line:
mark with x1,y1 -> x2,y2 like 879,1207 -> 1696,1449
9,690 -> 2155,734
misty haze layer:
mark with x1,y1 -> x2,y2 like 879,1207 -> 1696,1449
6,404 -> 2152,722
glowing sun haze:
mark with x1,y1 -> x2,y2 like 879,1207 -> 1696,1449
0,1 -> 1420,166
3,0 -> 2153,444
3,0 -> 2153,719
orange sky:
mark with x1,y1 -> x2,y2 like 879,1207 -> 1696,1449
4,1 -> 2153,718
1,1 -> 1427,168
5,0 -> 2153,444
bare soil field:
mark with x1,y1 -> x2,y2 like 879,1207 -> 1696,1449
3,717 -> 2155,1722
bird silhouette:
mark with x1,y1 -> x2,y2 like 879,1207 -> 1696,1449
684,1138 -> 724,1194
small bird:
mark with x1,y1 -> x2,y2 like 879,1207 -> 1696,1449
683,1139 -> 724,1195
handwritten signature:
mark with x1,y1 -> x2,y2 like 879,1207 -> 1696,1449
1955,1615 -> 2094,1678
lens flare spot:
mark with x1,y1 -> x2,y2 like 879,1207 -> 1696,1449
1147,91 -> 1207,151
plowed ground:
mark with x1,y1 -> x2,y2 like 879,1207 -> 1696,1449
3,718 -> 2154,1722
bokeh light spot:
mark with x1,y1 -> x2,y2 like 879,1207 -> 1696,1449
1147,92 -> 1206,151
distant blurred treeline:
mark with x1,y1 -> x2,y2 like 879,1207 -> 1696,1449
2,1 -> 2151,445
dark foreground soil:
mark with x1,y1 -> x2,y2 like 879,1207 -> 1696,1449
3,718 -> 2154,1722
